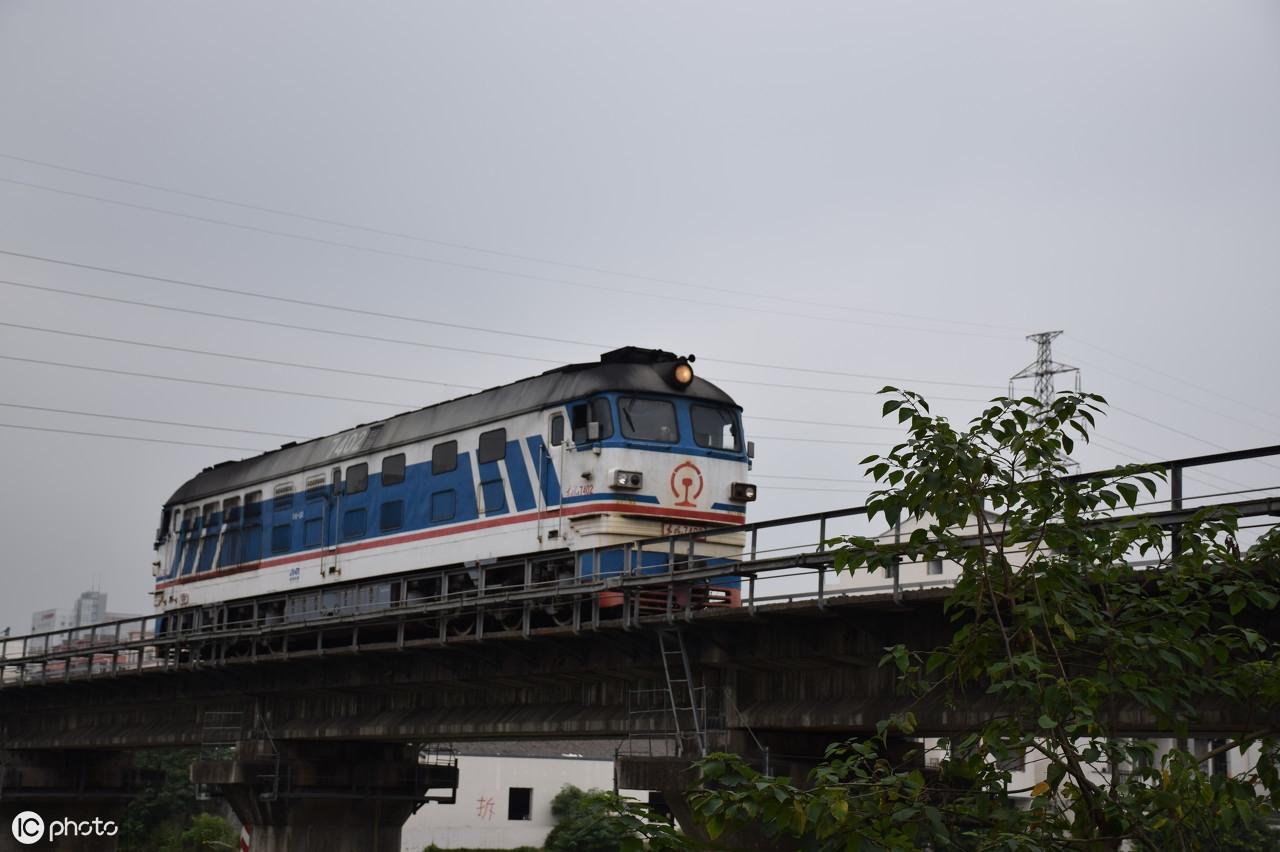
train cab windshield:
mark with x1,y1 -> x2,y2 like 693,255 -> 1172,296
618,397 -> 678,442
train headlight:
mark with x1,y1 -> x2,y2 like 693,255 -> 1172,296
730,482 -> 758,502
673,361 -> 694,386
610,469 -> 644,490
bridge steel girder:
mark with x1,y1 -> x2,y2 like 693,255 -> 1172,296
191,740 -> 456,852
0,749 -> 152,852
3,590 -> 1278,755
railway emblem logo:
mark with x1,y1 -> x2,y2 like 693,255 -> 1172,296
670,461 -> 704,507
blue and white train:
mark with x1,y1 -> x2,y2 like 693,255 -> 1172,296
152,347 -> 756,631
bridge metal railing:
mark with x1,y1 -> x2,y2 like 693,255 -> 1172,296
1,444 -> 1277,688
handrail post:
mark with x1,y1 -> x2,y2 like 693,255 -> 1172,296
1171,464 -> 1184,556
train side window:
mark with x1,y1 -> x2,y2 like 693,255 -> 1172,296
343,508 -> 367,539
244,491 -> 262,521
550,414 -> 564,447
273,484 -> 295,514
432,441 -> 457,474
203,502 -> 218,524
381,500 -> 404,531
347,463 -> 368,495
382,453 -> 406,486
430,490 -> 456,522
271,524 -> 291,553
478,428 -> 506,464
571,399 -> 614,443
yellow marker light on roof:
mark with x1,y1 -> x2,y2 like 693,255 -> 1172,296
673,362 -> 694,386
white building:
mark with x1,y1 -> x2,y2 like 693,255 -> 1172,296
401,741 -> 653,851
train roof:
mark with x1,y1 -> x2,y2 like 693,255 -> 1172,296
165,347 -> 738,507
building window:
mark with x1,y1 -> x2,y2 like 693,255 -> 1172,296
997,748 -> 1026,772
432,440 -> 457,474
346,463 -> 368,495
1211,739 -> 1228,777
927,558 -> 944,575
550,414 -> 565,447
647,791 -> 673,823
479,429 -> 507,464
507,787 -> 532,821
382,453 -> 406,486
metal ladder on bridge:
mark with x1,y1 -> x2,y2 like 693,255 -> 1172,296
195,710 -> 244,801
195,708 -> 282,803
657,628 -> 707,758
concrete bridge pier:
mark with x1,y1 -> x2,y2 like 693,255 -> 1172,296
191,740 -> 457,852
0,749 -> 151,852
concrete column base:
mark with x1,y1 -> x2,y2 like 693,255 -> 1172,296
192,740 -> 457,852
0,750 -> 150,852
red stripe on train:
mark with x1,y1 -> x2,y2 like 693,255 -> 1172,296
156,502 -> 744,591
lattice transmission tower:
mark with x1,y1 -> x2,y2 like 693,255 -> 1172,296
1008,330 -> 1079,405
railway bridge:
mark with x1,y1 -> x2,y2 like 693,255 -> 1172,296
1,445 -> 1277,851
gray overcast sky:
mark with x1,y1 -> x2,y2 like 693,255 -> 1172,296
1,1 -> 1277,631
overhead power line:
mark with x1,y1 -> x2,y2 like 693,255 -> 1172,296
0,354 -> 426,409
1075,337 -> 1280,422
0,357 -> 917,445
744,415 -> 903,432
0,403 -> 306,440
0,321 -> 488,391
0,177 -> 1013,340
0,277 -> 562,369
1061,350 -> 1279,439
0,250 -> 1003,390
0,422 -> 260,453
0,248 -> 603,352
0,279 -> 992,402
0,151 -> 1025,334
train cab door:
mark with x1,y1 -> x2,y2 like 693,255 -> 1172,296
319,468 -> 341,578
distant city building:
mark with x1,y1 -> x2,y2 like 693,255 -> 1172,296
72,591 -> 109,627
25,591 -> 144,652
401,741 -> 654,851
30,608 -> 73,634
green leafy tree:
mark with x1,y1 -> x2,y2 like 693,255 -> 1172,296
545,785 -> 638,852
544,784 -> 693,852
682,389 -> 1280,850
178,812 -> 238,850
119,749 -> 241,852
118,749 -> 204,851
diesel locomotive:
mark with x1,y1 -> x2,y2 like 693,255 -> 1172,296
152,347 -> 756,632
